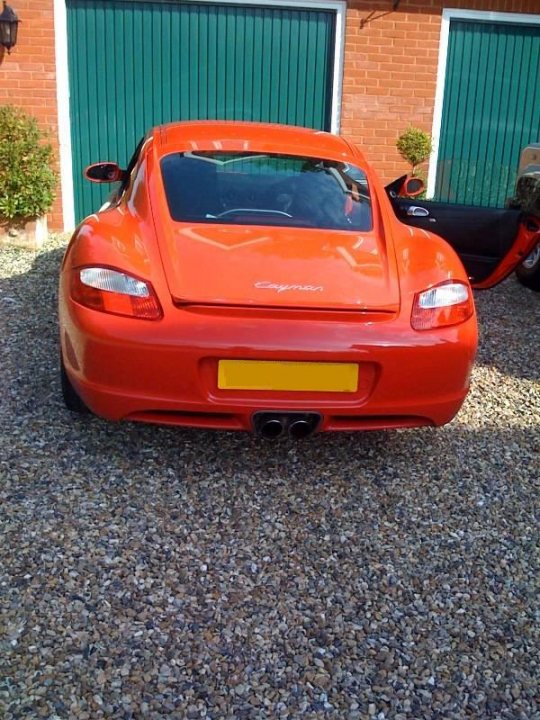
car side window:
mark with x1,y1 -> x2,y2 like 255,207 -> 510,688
118,137 -> 146,197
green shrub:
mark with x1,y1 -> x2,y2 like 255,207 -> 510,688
396,126 -> 433,175
0,105 -> 57,220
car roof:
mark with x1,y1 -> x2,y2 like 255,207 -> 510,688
154,121 -> 366,165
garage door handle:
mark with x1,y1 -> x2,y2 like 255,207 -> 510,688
407,206 -> 430,217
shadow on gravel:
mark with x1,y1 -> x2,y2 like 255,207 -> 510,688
0,246 -> 538,476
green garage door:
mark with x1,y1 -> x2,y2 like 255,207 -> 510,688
66,0 -> 336,221
436,19 -> 540,207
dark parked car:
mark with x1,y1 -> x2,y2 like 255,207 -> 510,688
513,144 -> 540,291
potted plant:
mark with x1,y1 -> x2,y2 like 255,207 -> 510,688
396,126 -> 433,188
0,105 -> 57,249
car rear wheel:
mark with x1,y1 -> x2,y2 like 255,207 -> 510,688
60,354 -> 89,413
516,242 -> 540,291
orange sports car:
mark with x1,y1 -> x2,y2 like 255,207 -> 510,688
58,122 -> 539,438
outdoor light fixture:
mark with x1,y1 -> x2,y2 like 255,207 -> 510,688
0,1 -> 19,53
360,0 -> 401,28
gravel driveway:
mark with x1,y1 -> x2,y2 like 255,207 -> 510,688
1,237 -> 539,720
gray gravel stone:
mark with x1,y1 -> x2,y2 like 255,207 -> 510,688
0,236 -> 539,719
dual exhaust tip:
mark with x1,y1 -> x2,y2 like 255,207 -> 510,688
253,412 -> 321,440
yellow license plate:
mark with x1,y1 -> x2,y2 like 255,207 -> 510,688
218,360 -> 358,392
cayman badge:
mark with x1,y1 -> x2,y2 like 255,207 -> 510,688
254,281 -> 324,293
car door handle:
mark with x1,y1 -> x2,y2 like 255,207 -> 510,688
406,206 -> 430,217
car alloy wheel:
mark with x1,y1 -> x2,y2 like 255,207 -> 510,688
516,242 -> 540,291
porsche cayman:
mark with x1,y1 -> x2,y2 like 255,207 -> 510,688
58,122 -> 539,438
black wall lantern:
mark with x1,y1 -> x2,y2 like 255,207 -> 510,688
0,1 -> 19,54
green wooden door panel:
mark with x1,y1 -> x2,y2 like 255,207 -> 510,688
436,19 -> 540,207
66,0 -> 336,221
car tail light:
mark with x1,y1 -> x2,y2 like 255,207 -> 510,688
411,281 -> 474,330
71,267 -> 163,320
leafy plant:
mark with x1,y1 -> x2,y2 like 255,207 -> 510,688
396,126 -> 433,175
0,105 -> 57,220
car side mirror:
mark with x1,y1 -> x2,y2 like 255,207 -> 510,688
385,174 -> 425,199
84,162 -> 127,183
401,176 -> 425,198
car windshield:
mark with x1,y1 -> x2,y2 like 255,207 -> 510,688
160,151 -> 372,231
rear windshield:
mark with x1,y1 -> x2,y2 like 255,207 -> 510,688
160,151 -> 372,231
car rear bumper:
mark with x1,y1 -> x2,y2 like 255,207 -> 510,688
60,302 -> 478,432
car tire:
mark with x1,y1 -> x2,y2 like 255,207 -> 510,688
516,242 -> 540,291
60,354 -> 89,413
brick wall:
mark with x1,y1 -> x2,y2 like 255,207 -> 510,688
0,0 -> 538,229
342,0 -> 540,183
0,0 -> 62,228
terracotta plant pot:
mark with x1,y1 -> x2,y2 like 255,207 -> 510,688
0,216 -> 48,250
